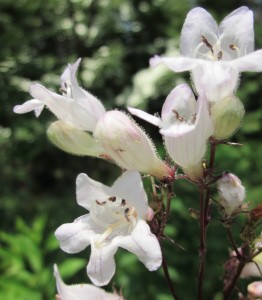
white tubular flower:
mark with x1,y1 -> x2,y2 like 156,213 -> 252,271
150,7 -> 262,102
54,264 -> 123,300
55,171 -> 162,286
94,110 -> 174,181
13,58 -> 106,132
217,172 -> 246,217
129,84 -> 213,180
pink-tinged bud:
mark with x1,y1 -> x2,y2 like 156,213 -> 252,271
217,172 -> 246,217
146,207 -> 155,221
248,281 -> 262,298
94,111 -> 174,180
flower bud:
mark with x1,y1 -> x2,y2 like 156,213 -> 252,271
217,172 -> 246,217
211,96 -> 245,140
47,120 -> 104,157
248,281 -> 262,298
94,111 -> 174,180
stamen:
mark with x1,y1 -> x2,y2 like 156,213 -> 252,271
217,51 -> 223,60
108,196 -> 116,202
202,35 -> 214,54
172,109 -> 184,122
121,199 -> 126,206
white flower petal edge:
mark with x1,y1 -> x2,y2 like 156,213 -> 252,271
180,7 -> 218,57
13,58 -> 106,132
87,239 -> 118,286
55,170 -> 162,286
116,219 -> 162,271
219,6 -> 254,55
13,99 -> 45,117
55,215 -> 93,253
128,84 -> 209,138
54,264 -> 122,300
76,173 -> 112,211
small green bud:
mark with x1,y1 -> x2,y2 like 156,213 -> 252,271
47,120 -> 104,157
211,96 -> 245,140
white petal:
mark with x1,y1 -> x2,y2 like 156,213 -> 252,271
160,122 -> 195,137
116,220 -> 162,271
30,84 -> 101,131
55,216 -> 93,253
229,49 -> 262,72
127,107 -> 162,127
164,93 -> 213,168
87,241 -> 118,286
191,62 -> 239,102
76,173 -> 111,210
161,84 -> 196,121
13,99 -> 44,116
60,58 -> 81,88
111,170 -> 148,218
54,264 -> 119,300
69,63 -> 106,131
150,55 -> 199,72
180,7 -> 219,57
219,7 -> 254,55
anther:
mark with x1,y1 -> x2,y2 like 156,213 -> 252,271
59,88 -> 67,94
125,208 -> 130,221
191,113 -> 197,124
201,35 -> 213,54
96,200 -> 106,205
108,196 -> 116,202
229,44 -> 237,51
172,109 -> 184,122
121,199 -> 126,206
217,51 -> 223,60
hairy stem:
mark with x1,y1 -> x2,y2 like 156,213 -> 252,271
198,187 -> 206,300
225,226 -> 241,259
197,141 -> 217,299
223,260 -> 246,300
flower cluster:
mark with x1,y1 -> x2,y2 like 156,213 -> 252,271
14,6 -> 262,299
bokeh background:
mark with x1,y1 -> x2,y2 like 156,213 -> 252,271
1,0 -> 262,299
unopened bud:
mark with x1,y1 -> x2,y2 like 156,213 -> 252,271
211,96 -> 245,140
47,120 -> 104,157
94,111 -> 174,181
248,281 -> 262,298
217,172 -> 246,217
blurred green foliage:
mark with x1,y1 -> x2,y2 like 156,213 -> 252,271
0,215 -> 86,300
1,0 -> 262,299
